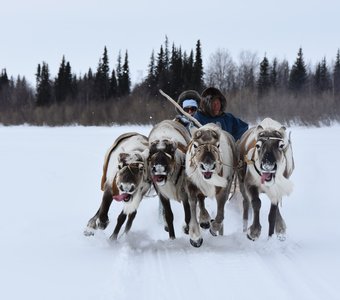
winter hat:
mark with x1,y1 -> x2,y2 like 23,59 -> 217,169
200,87 -> 227,116
176,90 -> 201,114
182,99 -> 198,109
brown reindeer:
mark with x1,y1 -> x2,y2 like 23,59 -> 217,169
148,120 -> 191,239
185,123 -> 236,247
84,132 -> 151,239
237,118 -> 294,241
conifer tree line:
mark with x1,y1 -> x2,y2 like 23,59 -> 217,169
1,37 -> 340,126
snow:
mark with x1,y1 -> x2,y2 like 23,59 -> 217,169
1,124 -> 339,300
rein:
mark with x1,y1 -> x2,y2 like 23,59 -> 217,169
120,161 -> 144,175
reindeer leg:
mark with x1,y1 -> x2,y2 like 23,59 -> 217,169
239,182 -> 250,232
110,210 -> 127,240
210,188 -> 228,236
198,194 -> 210,229
275,206 -> 286,241
182,198 -> 191,235
268,204 -> 277,237
247,185 -> 262,241
187,185 -> 203,247
124,210 -> 137,234
84,189 -> 113,235
159,194 -> 175,239
189,197 -> 203,247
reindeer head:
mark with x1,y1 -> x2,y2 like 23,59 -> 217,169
113,152 -> 146,202
255,125 -> 287,186
148,139 -> 177,186
192,128 -> 220,179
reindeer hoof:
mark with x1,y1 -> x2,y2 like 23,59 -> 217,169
277,233 -> 286,241
109,233 -> 118,240
247,233 -> 256,241
200,222 -> 210,229
209,228 -> 218,237
164,225 -> 169,232
183,225 -> 189,235
190,238 -> 203,248
83,227 -> 95,236
247,225 -> 261,241
98,220 -> 109,230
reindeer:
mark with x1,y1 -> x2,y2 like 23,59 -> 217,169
185,123 -> 236,247
237,118 -> 294,241
148,120 -> 192,239
84,132 -> 151,239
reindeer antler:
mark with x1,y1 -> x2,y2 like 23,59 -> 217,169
159,89 -> 202,128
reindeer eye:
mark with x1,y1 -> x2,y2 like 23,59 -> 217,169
193,143 -> 198,149
216,143 -> 220,148
255,141 -> 262,149
138,164 -> 144,171
278,140 -> 285,150
118,163 -> 123,170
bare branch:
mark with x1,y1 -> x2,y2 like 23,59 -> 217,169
159,89 -> 202,128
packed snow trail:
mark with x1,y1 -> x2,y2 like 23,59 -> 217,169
0,125 -> 339,300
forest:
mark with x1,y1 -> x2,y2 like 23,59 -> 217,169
1,37 -> 340,126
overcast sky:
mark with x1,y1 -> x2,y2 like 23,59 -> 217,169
2,0 -> 340,86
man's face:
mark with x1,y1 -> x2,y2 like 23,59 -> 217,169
211,98 -> 221,116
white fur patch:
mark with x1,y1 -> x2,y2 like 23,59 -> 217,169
243,118 -> 295,204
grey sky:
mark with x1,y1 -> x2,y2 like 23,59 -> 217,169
2,0 -> 339,86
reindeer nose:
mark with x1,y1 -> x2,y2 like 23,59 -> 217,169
119,183 -> 135,193
262,161 -> 275,171
263,152 -> 275,164
152,164 -> 166,174
200,162 -> 216,171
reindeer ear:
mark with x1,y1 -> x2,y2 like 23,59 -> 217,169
141,148 -> 150,160
211,129 -> 220,139
170,141 -> 178,153
118,153 -> 128,163
195,130 -> 202,139
150,139 -> 159,146
256,125 -> 264,136
190,126 -> 198,135
279,126 -> 287,136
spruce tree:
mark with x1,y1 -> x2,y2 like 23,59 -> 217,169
270,58 -> 278,90
0,69 -> 9,89
155,45 -> 167,91
257,55 -> 271,97
182,50 -> 194,90
55,56 -> 73,103
120,50 -> 131,96
36,62 -> 52,106
169,44 -> 183,97
289,47 -> 308,93
94,46 -> 110,101
192,40 -> 204,91
0,69 -> 10,107
314,57 -> 331,93
116,51 -> 123,96
146,50 -> 157,94
109,69 -> 118,97
333,49 -> 340,96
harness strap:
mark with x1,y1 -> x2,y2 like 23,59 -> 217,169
243,152 -> 262,177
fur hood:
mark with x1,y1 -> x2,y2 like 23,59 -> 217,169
200,87 -> 227,117
176,90 -> 201,115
